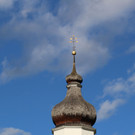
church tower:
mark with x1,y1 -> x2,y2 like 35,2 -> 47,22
51,35 -> 97,135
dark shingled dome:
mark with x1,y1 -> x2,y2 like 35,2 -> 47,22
51,61 -> 96,127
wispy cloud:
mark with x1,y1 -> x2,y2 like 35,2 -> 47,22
0,0 -> 16,9
0,128 -> 31,135
97,64 -> 135,121
103,72 -> 135,97
0,0 -> 135,83
98,99 -> 125,120
126,45 -> 135,54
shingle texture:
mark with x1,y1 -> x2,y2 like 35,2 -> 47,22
51,62 -> 96,127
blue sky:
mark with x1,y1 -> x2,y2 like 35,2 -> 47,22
0,0 -> 135,135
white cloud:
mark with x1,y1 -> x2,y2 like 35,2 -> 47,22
58,0 -> 135,29
97,99 -> 124,121
0,128 -> 31,135
103,78 -> 129,97
0,0 -> 16,9
0,0 -> 135,82
103,73 -> 135,97
97,65 -> 135,121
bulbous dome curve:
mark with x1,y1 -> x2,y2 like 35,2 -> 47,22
51,88 -> 97,127
52,53 -> 96,127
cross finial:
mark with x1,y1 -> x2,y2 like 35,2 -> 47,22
69,35 -> 78,55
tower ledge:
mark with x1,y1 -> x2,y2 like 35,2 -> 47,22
52,126 -> 96,135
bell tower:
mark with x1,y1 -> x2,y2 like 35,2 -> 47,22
51,35 -> 96,135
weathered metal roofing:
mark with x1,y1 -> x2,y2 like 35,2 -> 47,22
51,62 -> 96,127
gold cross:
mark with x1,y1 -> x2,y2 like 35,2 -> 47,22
69,35 -> 78,55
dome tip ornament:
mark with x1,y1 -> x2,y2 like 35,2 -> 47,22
66,35 -> 83,84
72,50 -> 76,55
69,35 -> 78,56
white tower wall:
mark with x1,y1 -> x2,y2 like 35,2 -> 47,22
52,126 -> 96,135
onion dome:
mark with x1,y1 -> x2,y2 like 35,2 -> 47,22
52,58 -> 96,128
52,36 -> 96,128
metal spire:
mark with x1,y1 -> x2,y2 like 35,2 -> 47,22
69,35 -> 78,74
